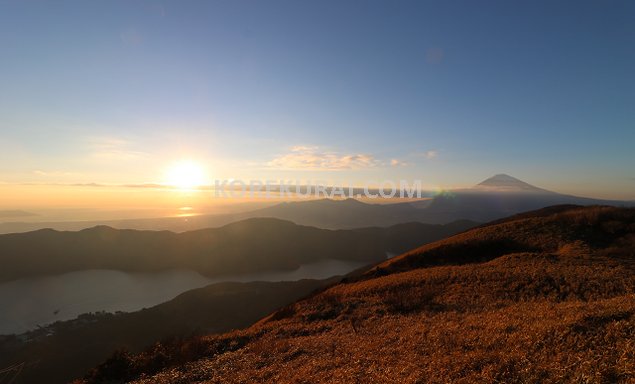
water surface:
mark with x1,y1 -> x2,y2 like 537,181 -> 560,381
0,259 -> 367,335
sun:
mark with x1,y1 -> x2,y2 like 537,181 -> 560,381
164,160 -> 207,190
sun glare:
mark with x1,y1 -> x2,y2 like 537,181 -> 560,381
164,160 -> 207,190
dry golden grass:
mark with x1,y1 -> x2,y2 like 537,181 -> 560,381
80,206 -> 635,384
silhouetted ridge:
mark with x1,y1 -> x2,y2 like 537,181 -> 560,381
0,218 -> 477,282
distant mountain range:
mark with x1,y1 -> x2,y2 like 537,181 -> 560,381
0,174 -> 630,233
231,174 -> 631,226
0,218 -> 476,282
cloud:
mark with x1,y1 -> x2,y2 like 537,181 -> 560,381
390,159 -> 409,167
34,170 -> 83,178
424,150 -> 438,159
18,182 -> 188,190
268,146 -> 381,170
0,210 -> 38,218
87,137 -> 148,161
413,150 -> 438,160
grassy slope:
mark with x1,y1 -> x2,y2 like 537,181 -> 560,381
81,206 -> 635,384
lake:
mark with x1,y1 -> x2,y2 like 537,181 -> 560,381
0,259 -> 367,335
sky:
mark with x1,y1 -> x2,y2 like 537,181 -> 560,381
0,0 -> 634,208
